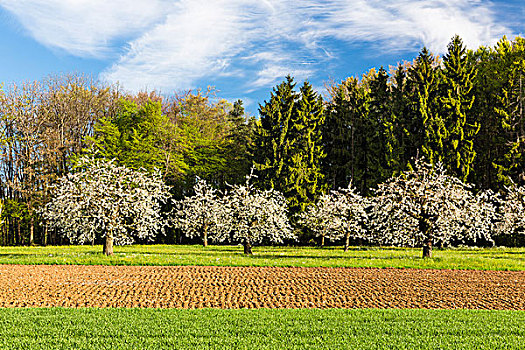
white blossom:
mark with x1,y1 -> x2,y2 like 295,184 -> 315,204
298,193 -> 333,240
41,156 -> 170,254
172,178 -> 229,246
299,184 -> 369,251
497,182 -> 525,238
371,160 -> 495,257
221,173 -> 295,254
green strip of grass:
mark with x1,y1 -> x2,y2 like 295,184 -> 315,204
0,308 -> 522,349
0,245 -> 524,270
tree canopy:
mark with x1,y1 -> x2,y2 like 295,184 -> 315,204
42,156 -> 170,255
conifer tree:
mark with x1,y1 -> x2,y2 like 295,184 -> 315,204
407,48 -> 444,166
352,71 -> 386,194
493,37 -> 525,186
322,83 -> 353,190
471,43 -> 506,189
253,77 -> 325,214
384,64 -> 412,175
253,75 -> 297,192
286,81 -> 326,213
323,74 -> 386,195
325,78 -> 368,191
222,100 -> 256,186
473,37 -> 525,189
368,67 -> 391,179
440,35 -> 479,181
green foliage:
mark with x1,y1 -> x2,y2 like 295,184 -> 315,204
0,245 -> 524,270
223,100 -> 257,186
323,72 -> 387,194
492,37 -> 525,186
254,77 -> 325,214
383,64 -> 412,175
320,35 -> 525,198
171,93 -> 254,195
86,98 -> 186,182
407,47 -> 445,166
175,94 -> 230,187
472,36 -> 525,189
85,93 -> 254,197
440,35 -> 479,181
4,35 -> 525,246
287,81 -> 326,212
253,76 -> 297,190
0,199 -> 30,245
322,83 -> 353,189
0,308 -> 524,350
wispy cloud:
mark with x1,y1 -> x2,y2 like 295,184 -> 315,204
0,0 -> 516,92
0,0 -> 169,57
314,0 -> 509,53
101,1 -> 251,91
250,65 -> 313,90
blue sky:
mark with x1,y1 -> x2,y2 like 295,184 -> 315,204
0,0 -> 524,115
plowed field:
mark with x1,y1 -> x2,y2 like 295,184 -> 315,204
0,265 -> 523,309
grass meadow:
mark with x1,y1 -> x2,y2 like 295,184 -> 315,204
0,308 -> 523,350
0,244 -> 523,270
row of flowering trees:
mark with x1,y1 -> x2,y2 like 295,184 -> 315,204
301,161 -> 499,258
41,157 -> 294,255
172,159 -> 523,258
172,170 -> 294,255
41,157 -> 524,257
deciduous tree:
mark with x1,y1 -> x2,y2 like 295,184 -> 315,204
371,160 -> 494,258
222,172 -> 294,254
497,182 -> 525,241
172,178 -> 228,246
42,157 -> 170,255
299,184 -> 369,251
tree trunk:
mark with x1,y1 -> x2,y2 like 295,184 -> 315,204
321,235 -> 325,247
419,213 -> 433,258
103,231 -> 114,256
51,227 -> 57,245
203,226 -> 208,247
29,216 -> 34,246
344,233 -> 350,252
17,219 -> 21,245
43,224 -> 48,246
423,238 -> 432,258
243,239 -> 252,255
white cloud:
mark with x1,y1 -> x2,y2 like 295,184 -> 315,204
250,64 -> 313,90
0,0 -> 515,91
315,0 -> 509,53
101,0 -> 257,91
0,0 -> 169,57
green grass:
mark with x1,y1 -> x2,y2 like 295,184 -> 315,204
0,244 -> 524,270
0,308 -> 522,349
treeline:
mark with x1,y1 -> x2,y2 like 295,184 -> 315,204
1,34 -> 524,246
322,35 -> 525,195
253,35 -> 525,225
0,76 -> 254,246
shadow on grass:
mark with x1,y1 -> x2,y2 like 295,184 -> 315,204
479,255 -> 525,261
0,252 -> 102,258
115,250 -> 246,258
450,251 -> 525,259
118,247 -> 244,255
248,254 -> 420,261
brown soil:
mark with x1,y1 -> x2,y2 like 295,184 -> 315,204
0,265 -> 523,309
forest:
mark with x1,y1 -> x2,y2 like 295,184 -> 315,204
1,34 -> 524,248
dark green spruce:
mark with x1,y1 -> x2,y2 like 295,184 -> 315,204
253,77 -> 325,214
